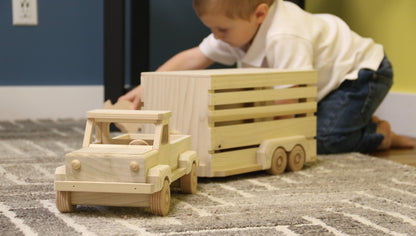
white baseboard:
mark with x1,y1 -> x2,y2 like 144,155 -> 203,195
0,87 -> 414,137
375,92 -> 416,137
0,86 -> 104,120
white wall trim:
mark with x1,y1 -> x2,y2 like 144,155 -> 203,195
0,86 -> 104,120
0,87 -> 414,137
375,92 -> 416,137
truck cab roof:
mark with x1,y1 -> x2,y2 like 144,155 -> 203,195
87,109 -> 171,123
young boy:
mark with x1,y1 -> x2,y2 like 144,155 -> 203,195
119,0 -> 414,154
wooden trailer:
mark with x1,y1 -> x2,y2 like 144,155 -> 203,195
141,68 -> 317,177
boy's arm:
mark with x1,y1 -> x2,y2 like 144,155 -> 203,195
118,47 -> 214,109
157,46 -> 214,71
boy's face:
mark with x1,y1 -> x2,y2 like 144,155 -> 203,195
199,7 -> 267,50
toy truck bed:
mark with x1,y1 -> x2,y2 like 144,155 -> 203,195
141,68 -> 317,177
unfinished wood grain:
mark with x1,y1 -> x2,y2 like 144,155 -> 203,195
65,155 -> 147,183
55,180 -> 154,194
82,119 -> 94,148
71,192 -> 150,207
209,86 -> 317,106
210,70 -> 317,90
210,116 -> 316,151
103,99 -> 142,133
142,73 -> 212,174
209,102 -> 317,123
142,68 -> 318,177
88,109 -> 171,123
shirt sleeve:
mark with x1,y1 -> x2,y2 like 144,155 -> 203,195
266,35 -> 314,70
199,34 -> 238,66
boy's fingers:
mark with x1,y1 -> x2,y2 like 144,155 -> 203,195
132,97 -> 141,110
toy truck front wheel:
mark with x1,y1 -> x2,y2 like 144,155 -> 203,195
150,178 -> 171,216
56,191 -> 76,213
180,162 -> 198,194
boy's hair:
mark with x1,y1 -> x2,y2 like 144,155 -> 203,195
193,0 -> 276,20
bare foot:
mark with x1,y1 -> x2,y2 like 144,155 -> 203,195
391,132 -> 415,149
374,116 -> 415,150
376,120 -> 392,150
372,115 -> 381,123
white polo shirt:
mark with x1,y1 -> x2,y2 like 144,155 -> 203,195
199,0 -> 384,101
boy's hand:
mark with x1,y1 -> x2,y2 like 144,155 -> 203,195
118,85 -> 143,110
117,47 -> 212,110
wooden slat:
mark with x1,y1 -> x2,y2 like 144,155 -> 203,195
209,86 -> 317,106
209,101 -> 317,123
210,116 -> 316,150
88,109 -> 171,121
71,192 -> 150,207
82,119 -> 94,148
211,147 -> 258,168
210,147 -> 262,177
210,70 -> 317,90
307,139 -> 317,162
213,164 -> 263,177
55,180 -> 154,194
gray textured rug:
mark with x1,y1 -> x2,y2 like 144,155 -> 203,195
1,119 -> 416,235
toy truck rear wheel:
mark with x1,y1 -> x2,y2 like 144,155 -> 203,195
287,145 -> 305,172
56,191 -> 76,213
180,162 -> 198,194
266,147 -> 287,175
150,178 -> 171,216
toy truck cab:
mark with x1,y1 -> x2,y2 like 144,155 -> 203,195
54,109 -> 198,216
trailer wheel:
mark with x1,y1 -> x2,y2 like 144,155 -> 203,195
150,179 -> 171,216
180,162 -> 197,194
56,191 -> 76,213
287,145 -> 305,172
267,147 -> 287,175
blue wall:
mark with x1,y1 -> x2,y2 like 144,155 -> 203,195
0,0 -> 104,85
0,0 -> 210,86
149,0 -> 210,70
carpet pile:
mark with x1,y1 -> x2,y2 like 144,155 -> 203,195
1,119 -> 415,235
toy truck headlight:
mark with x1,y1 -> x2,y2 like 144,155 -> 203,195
71,159 -> 81,170
129,161 -> 140,172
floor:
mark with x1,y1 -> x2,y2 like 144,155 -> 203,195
371,137 -> 416,167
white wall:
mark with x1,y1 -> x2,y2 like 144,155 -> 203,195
375,92 -> 416,137
0,86 -> 104,120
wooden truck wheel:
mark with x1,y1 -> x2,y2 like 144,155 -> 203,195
129,139 -> 150,146
150,179 -> 171,216
266,147 -> 287,175
287,145 -> 305,172
180,162 -> 198,194
56,191 -> 76,213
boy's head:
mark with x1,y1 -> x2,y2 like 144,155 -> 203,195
193,0 -> 275,20
193,0 -> 275,50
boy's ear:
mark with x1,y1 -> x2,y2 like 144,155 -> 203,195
254,3 -> 269,23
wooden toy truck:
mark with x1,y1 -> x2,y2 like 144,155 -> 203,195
54,110 -> 198,216
142,68 -> 317,177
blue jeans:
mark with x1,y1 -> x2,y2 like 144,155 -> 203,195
317,56 -> 393,154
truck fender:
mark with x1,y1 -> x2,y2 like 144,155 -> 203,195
179,150 -> 198,175
256,136 -> 309,170
148,165 -> 172,192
